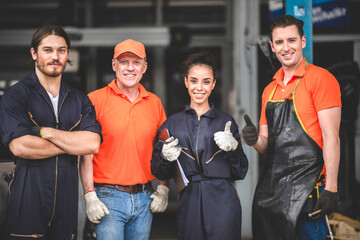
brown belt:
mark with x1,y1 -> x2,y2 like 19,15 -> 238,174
94,182 -> 152,194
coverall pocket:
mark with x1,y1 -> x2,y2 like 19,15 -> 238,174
28,112 -> 40,127
7,166 -> 16,195
69,114 -> 82,131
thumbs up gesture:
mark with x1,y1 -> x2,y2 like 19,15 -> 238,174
214,121 -> 238,152
241,114 -> 258,146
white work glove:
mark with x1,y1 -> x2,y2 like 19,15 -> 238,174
214,121 -> 238,152
84,191 -> 110,224
150,185 -> 169,213
161,137 -> 181,162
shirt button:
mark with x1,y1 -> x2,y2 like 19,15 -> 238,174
282,89 -> 285,92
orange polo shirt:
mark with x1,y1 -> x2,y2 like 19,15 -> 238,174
88,80 -> 166,185
259,58 -> 341,149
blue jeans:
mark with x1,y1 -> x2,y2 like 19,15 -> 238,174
94,187 -> 153,240
296,185 -> 327,240
296,216 -> 327,240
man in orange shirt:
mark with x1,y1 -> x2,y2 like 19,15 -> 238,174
242,15 -> 341,240
79,39 -> 169,240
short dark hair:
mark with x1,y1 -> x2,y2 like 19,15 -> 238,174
269,15 -> 304,41
180,51 -> 217,81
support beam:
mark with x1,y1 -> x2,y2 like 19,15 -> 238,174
0,27 -> 170,47
233,0 -> 260,238
285,0 -> 313,63
153,47 -> 166,108
354,41 -> 360,184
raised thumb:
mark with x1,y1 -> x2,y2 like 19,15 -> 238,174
244,114 -> 254,126
224,121 -> 231,133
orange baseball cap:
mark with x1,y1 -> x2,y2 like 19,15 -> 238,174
113,39 -> 146,59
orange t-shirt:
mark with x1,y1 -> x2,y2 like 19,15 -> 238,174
259,58 -> 342,149
88,80 -> 166,185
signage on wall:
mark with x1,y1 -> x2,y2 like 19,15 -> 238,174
269,0 -> 350,26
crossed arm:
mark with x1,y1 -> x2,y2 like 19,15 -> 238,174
9,128 -> 100,159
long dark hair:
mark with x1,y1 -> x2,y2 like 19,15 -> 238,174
31,24 -> 71,64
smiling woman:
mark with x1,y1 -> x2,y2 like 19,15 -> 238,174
182,52 -> 217,116
151,51 -> 249,240
184,64 -> 215,115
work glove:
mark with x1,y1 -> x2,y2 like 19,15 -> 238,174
214,121 -> 238,152
241,114 -> 258,146
31,126 -> 43,138
150,185 -> 169,213
314,189 -> 339,216
161,137 -> 181,162
84,191 -> 110,224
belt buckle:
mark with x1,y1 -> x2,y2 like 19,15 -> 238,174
129,185 -> 140,194
129,185 -> 134,194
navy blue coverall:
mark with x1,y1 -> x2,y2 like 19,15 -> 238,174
0,72 -> 102,239
151,105 -> 248,240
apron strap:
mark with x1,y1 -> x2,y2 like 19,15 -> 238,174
288,60 -> 308,99
268,60 -> 309,101
268,84 -> 278,101
287,77 -> 301,99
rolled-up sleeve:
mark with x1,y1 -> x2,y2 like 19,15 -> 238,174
151,121 -> 177,180
0,86 -> 33,146
78,95 -> 103,142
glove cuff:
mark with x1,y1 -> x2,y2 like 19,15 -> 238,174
39,127 -> 44,138
84,189 -> 95,196
325,189 -> 338,193
84,191 -> 98,202
232,139 -> 238,150
156,185 -> 169,195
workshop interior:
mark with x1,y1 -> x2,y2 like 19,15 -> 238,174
0,0 -> 360,239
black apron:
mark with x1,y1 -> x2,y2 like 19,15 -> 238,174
252,62 -> 324,240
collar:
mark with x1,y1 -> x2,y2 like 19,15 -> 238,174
23,71 -> 71,97
184,102 -> 218,119
108,79 -> 150,100
272,58 -> 307,87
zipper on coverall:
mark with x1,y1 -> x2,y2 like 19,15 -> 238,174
195,115 -> 201,166
39,91 -> 69,227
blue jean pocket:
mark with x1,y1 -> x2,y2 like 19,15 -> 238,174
95,187 -> 115,198
144,189 -> 153,198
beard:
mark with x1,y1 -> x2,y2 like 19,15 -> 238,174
36,60 -> 66,78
